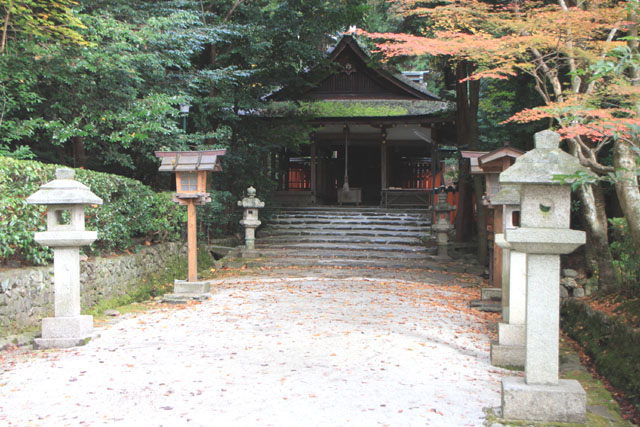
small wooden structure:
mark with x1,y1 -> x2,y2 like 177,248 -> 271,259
155,150 -> 226,282
462,145 -> 523,288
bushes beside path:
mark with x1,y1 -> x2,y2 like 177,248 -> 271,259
561,298 -> 640,413
0,157 -> 187,266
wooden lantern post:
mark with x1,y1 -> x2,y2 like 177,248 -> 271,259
155,150 -> 226,283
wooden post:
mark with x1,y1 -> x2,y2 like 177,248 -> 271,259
270,152 -> 276,183
493,207 -> 503,288
310,136 -> 317,204
431,125 -> 439,220
343,125 -> 349,190
187,199 -> 197,282
380,126 -> 388,190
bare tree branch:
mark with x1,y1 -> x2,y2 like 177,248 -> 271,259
532,47 -> 564,102
1,0 -> 14,55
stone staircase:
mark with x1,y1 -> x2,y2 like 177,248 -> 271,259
256,207 -> 433,269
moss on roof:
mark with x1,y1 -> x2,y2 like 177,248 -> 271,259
265,99 -> 454,118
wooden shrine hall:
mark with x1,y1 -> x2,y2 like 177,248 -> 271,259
268,35 -> 456,207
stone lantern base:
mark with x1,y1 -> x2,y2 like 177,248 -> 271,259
501,377 -> 586,423
34,315 -> 99,349
241,248 -> 261,259
162,279 -> 212,303
491,323 -> 525,367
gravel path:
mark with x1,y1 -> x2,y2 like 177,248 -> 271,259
0,275 -> 508,426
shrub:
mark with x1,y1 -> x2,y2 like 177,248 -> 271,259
0,157 -> 190,266
561,298 -> 640,410
197,190 -> 237,241
609,217 -> 640,295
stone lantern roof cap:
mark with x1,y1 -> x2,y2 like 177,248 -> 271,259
499,130 -> 594,185
27,168 -> 103,206
238,186 -> 265,209
490,185 -> 520,205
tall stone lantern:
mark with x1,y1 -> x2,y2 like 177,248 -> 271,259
238,186 -> 264,258
499,130 -> 592,423
27,168 -> 103,348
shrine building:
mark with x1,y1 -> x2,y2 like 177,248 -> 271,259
267,35 -> 456,208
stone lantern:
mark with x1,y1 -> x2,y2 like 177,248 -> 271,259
499,130 -> 591,423
477,145 -> 523,290
431,186 -> 454,259
490,185 -> 526,368
26,168 -> 103,348
237,186 -> 265,258
155,150 -> 226,298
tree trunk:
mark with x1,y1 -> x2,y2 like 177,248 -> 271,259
209,44 -> 217,97
455,60 -> 486,263
454,61 -> 473,243
71,135 -> 86,168
613,140 -> 640,253
455,159 -> 474,242
563,136 -> 617,293
473,175 -> 488,265
1,0 -> 13,55
467,71 -> 486,265
614,7 -> 640,256
577,183 -> 619,293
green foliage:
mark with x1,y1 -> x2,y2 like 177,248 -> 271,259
0,0 -> 90,53
0,157 -> 188,266
477,77 -> 547,151
0,0 -> 370,212
561,298 -> 640,410
609,217 -> 640,293
197,190 -> 237,241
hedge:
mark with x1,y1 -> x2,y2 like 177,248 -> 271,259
0,157 -> 190,266
561,298 -> 640,409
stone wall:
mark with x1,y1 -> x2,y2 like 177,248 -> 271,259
0,242 -> 186,335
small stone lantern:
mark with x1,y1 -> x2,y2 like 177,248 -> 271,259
238,186 -> 264,258
499,130 -> 592,423
431,186 -> 454,259
155,150 -> 226,299
26,168 -> 103,348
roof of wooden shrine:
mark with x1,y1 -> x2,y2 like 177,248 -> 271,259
263,35 -> 454,122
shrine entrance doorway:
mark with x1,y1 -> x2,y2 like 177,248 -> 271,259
320,143 -> 381,205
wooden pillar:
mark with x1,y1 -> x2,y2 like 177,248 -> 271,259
270,152 -> 276,183
431,125 -> 439,216
380,126 -> 388,190
493,207 -> 503,288
343,125 -> 349,189
310,134 -> 317,204
187,199 -> 197,282
282,148 -> 289,191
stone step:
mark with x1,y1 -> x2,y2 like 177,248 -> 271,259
267,218 -> 431,227
258,235 -> 424,246
258,228 -> 430,239
262,223 -> 429,233
269,207 -> 431,214
256,242 -> 428,254
256,248 -> 430,261
269,212 -> 430,219
260,256 -> 430,270
255,207 -> 437,269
